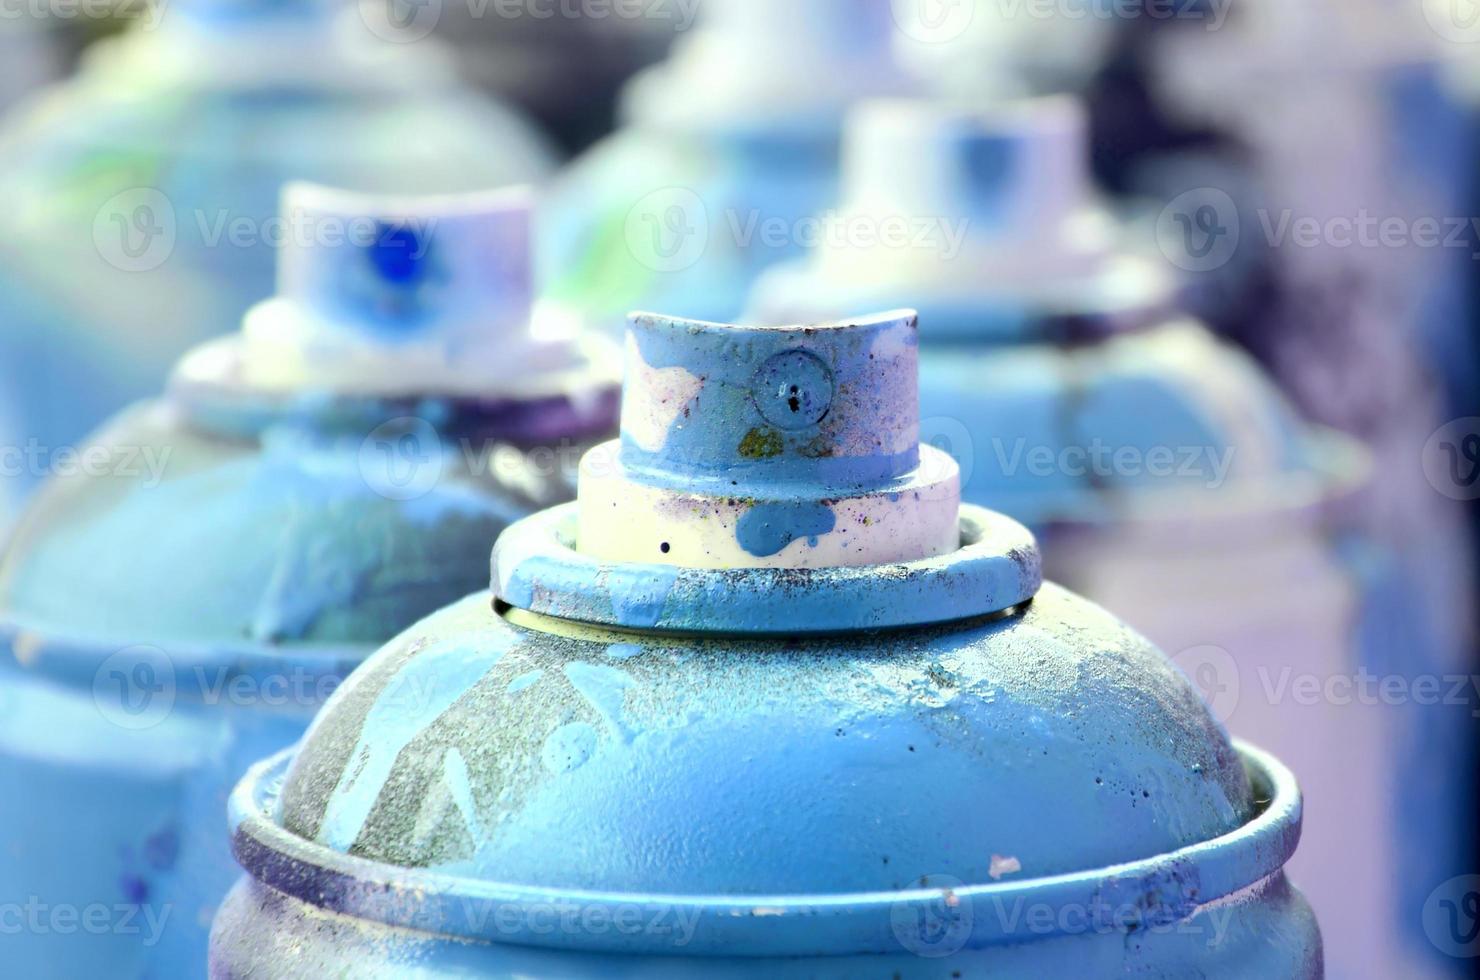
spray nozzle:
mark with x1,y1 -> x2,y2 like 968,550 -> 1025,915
576,311 -> 962,569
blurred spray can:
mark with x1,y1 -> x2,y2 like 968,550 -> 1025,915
0,0 -> 558,518
429,0 -> 674,153
211,310 -> 1320,977
540,0 -> 915,335
749,95 -> 1419,978
1132,5 -> 1479,974
0,184 -> 619,976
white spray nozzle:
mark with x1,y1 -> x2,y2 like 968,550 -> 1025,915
844,96 -> 1091,236
239,183 -> 596,398
277,181 -> 533,341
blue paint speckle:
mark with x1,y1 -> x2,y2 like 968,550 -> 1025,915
144,827 -> 179,871
119,874 -> 150,904
737,503 -> 837,558
507,669 -> 544,695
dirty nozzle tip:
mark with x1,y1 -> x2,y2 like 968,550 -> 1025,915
621,309 -> 922,479
576,310 -> 963,570
237,183 -> 600,398
276,182 -> 534,330
846,96 -> 1090,228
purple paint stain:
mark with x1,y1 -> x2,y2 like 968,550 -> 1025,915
145,827 -> 180,871
119,874 -> 150,905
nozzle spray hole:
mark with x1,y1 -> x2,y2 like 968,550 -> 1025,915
753,350 -> 833,431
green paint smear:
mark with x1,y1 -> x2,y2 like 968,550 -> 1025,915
738,428 -> 784,459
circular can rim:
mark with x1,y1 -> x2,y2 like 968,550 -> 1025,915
229,740 -> 1301,958
490,503 -> 1044,634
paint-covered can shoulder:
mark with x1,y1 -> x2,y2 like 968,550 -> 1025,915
0,399 -> 531,660
259,582 -> 1254,902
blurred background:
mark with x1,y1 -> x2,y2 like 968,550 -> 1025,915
0,0 -> 1477,976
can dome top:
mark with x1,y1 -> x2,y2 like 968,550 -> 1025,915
233,584 -> 1289,957
620,0 -> 914,135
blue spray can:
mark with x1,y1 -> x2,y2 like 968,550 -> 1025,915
749,96 -> 1408,977
540,0 -> 914,332
0,0 -> 557,511
0,184 -> 619,977
211,309 -> 1320,977
1139,7 -> 1480,972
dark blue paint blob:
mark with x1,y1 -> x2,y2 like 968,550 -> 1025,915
368,224 -> 430,286
737,503 -> 837,558
119,874 -> 150,904
145,827 -> 180,871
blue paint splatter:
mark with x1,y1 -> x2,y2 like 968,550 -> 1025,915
610,564 -> 679,627
737,503 -> 837,558
144,827 -> 179,871
369,224 -> 430,286
317,635 -> 506,852
962,134 -> 1018,223
541,722 -> 599,774
119,874 -> 150,904
563,662 -> 636,743
506,669 -> 544,695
